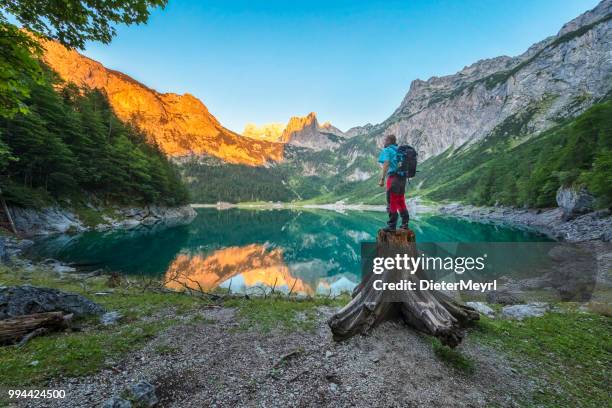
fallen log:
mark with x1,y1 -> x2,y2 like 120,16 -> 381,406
328,229 -> 479,347
0,312 -> 72,346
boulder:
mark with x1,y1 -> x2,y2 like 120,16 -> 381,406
0,286 -> 104,319
556,186 -> 594,220
128,381 -> 158,407
9,206 -> 85,236
501,302 -> 549,320
465,302 -> 495,318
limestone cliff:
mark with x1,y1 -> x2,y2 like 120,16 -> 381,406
372,0 -> 612,160
40,40 -> 283,166
244,112 -> 346,150
242,122 -> 285,142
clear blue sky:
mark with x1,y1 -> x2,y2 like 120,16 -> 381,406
83,0 -> 600,133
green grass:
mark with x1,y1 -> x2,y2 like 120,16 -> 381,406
0,265 -> 350,388
431,338 -> 475,374
472,311 -> 612,407
0,320 -> 172,387
225,296 -> 347,333
0,266 -> 206,387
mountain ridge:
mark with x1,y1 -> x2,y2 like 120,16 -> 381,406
243,112 -> 347,150
375,0 -> 611,160
40,39 -> 284,166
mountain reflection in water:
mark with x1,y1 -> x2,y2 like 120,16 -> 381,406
26,208 -> 551,296
165,244 -> 317,295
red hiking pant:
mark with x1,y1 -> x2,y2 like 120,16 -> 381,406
386,176 -> 407,212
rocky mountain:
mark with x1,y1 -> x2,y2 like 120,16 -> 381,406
244,112 -> 346,150
281,112 -> 345,150
40,39 -> 283,166
374,0 -> 612,160
242,122 -> 285,142
265,0 -> 612,207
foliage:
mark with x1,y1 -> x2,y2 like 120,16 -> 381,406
0,72 -> 189,207
0,0 -> 167,49
181,157 -> 298,203
0,0 -> 166,117
413,99 -> 612,208
0,22 -> 43,117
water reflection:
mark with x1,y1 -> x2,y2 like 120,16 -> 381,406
165,244 -> 315,295
27,208 -> 552,296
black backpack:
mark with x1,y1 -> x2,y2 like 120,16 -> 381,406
395,145 -> 417,178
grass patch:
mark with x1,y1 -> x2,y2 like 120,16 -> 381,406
225,296 -> 348,333
431,338 -> 475,374
0,266 -> 207,387
0,263 -> 350,388
0,319 -> 173,387
472,312 -> 612,407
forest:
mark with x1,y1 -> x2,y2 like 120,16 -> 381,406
0,69 -> 189,208
417,98 -> 612,208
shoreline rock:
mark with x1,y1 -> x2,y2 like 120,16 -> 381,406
438,203 -> 612,242
0,285 -> 105,319
9,204 -> 196,237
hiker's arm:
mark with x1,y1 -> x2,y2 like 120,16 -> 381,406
379,161 -> 389,186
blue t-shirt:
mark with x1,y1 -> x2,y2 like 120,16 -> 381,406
378,144 -> 399,175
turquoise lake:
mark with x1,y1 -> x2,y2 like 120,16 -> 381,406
27,208 -> 552,295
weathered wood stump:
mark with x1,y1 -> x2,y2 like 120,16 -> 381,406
328,229 -> 479,347
0,312 -> 72,346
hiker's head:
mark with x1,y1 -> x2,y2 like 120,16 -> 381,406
384,134 -> 397,147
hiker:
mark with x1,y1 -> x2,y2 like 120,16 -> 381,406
378,134 -> 410,231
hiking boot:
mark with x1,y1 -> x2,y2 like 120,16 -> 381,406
400,209 -> 410,227
399,224 -> 409,230
384,212 -> 398,232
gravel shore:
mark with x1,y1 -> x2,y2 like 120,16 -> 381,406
20,307 -> 529,408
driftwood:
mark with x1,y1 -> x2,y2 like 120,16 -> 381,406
0,312 -> 72,346
328,229 -> 479,347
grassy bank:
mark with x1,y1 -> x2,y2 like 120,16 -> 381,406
0,265 -> 346,389
1,264 -> 609,408
472,310 -> 611,407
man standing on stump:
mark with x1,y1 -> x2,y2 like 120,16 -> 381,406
378,134 -> 410,231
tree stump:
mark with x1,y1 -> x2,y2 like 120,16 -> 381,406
328,229 -> 479,347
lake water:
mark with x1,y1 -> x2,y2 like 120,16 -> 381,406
27,208 -> 552,295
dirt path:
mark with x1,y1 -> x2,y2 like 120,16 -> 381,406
22,307 -> 530,408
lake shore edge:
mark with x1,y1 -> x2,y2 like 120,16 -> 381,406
8,204 -> 196,237
191,200 -> 612,243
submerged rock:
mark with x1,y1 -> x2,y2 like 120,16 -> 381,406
0,286 -> 104,319
501,302 -> 549,320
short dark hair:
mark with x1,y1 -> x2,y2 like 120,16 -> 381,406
385,134 -> 397,145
